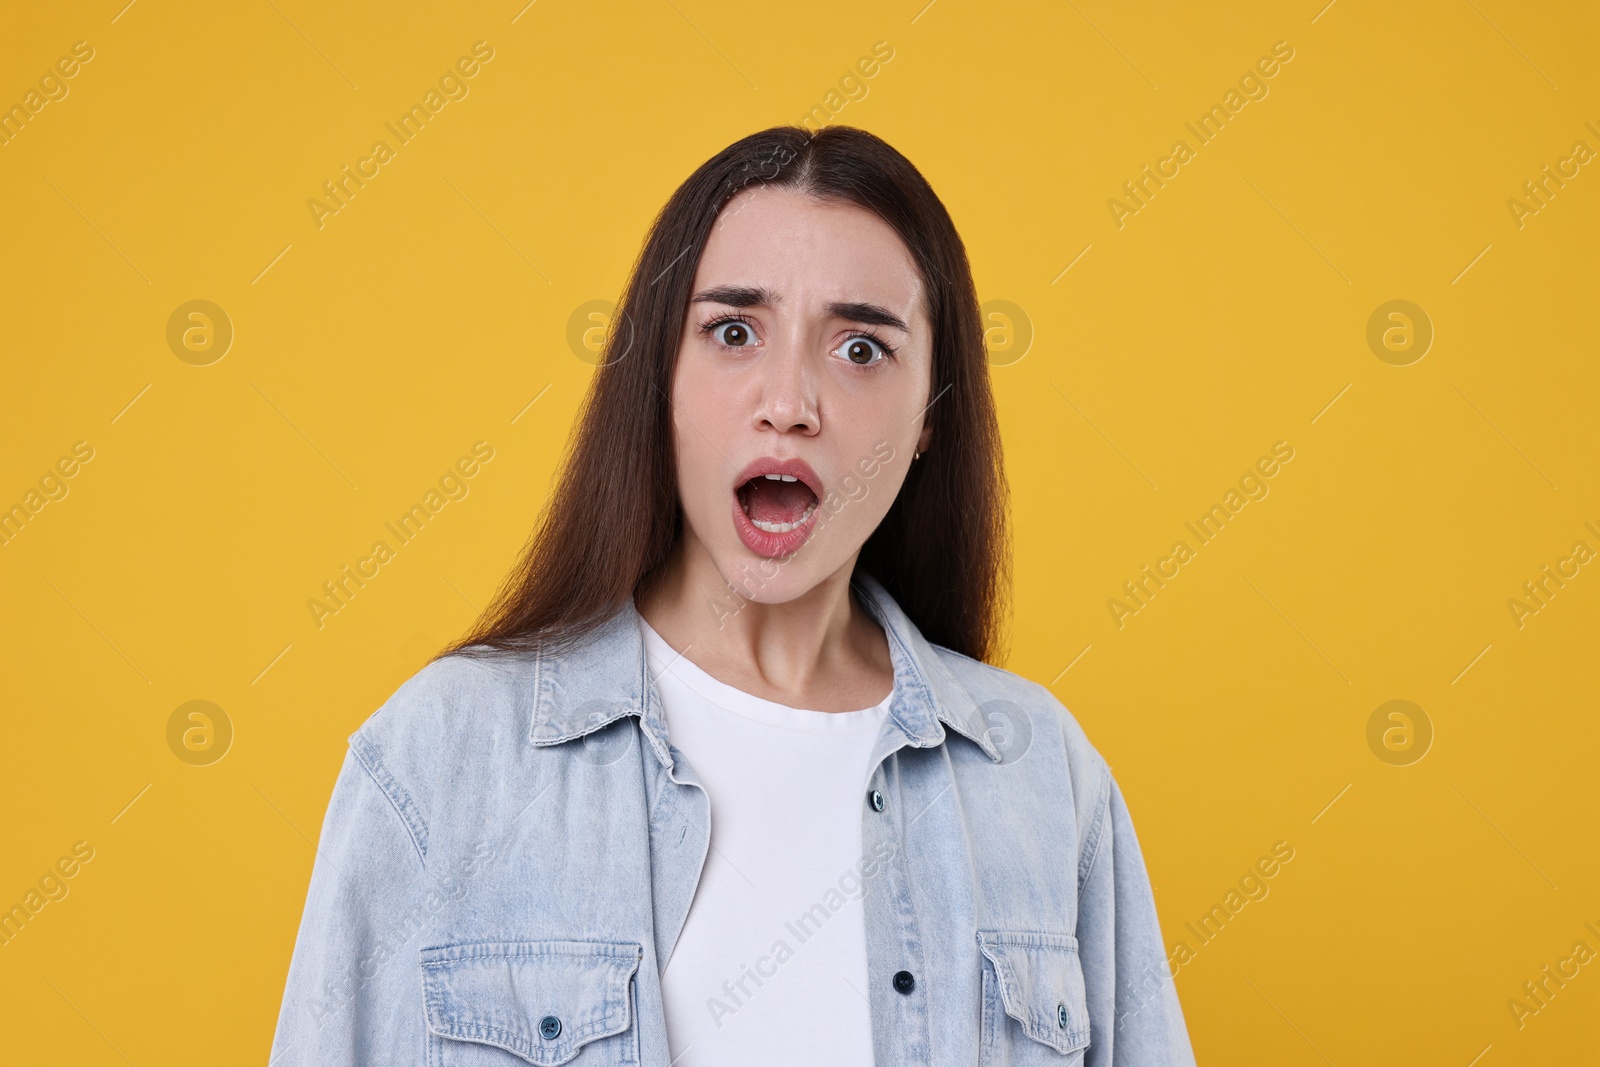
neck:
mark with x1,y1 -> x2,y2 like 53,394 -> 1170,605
634,535 -> 892,712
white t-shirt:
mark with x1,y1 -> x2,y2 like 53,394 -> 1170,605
639,616 -> 891,1067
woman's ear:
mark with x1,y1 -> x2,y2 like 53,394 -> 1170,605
916,420 -> 933,455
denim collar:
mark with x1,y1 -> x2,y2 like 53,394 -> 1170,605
525,570 -> 1004,767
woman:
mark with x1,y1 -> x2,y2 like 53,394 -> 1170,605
270,125 -> 1195,1066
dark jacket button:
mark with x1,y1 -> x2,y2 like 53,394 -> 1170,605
892,970 -> 915,994
539,1014 -> 561,1040
868,789 -> 885,812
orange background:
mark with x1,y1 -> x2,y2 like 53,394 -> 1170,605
1,1 -> 1596,1063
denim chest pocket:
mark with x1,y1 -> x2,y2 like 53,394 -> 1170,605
420,940 -> 644,1066
977,931 -> 1091,1064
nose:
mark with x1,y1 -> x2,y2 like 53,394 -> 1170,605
751,337 -> 820,436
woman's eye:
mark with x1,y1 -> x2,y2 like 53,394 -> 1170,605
836,336 -> 890,366
711,320 -> 756,348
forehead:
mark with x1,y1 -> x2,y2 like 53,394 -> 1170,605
694,186 -> 924,317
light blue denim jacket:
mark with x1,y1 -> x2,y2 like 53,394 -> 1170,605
270,572 -> 1195,1066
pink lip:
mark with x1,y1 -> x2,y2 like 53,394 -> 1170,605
730,456 -> 824,559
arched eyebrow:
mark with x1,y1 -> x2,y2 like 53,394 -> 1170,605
690,284 -> 776,310
690,285 -> 909,333
829,301 -> 909,333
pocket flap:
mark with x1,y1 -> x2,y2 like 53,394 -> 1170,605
976,930 -> 1091,1054
420,939 -> 643,1066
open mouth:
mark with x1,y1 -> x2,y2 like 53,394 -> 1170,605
735,473 -> 820,533
729,457 -> 825,558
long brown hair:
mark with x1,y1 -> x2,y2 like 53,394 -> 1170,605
442,124 -> 1010,664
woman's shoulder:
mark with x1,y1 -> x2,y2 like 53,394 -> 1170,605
923,641 -> 1119,878
347,645 -> 543,788
923,640 -> 1110,778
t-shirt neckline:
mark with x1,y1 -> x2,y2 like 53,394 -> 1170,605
637,615 -> 893,733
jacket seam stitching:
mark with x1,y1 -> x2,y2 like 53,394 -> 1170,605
350,733 -> 429,868
1076,758 -> 1113,896
531,640 -> 545,742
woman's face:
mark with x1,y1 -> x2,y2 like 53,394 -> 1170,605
668,185 -> 934,609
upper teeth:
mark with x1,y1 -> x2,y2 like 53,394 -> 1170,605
763,474 -> 798,482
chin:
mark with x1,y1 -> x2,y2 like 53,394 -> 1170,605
714,550 -> 835,607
